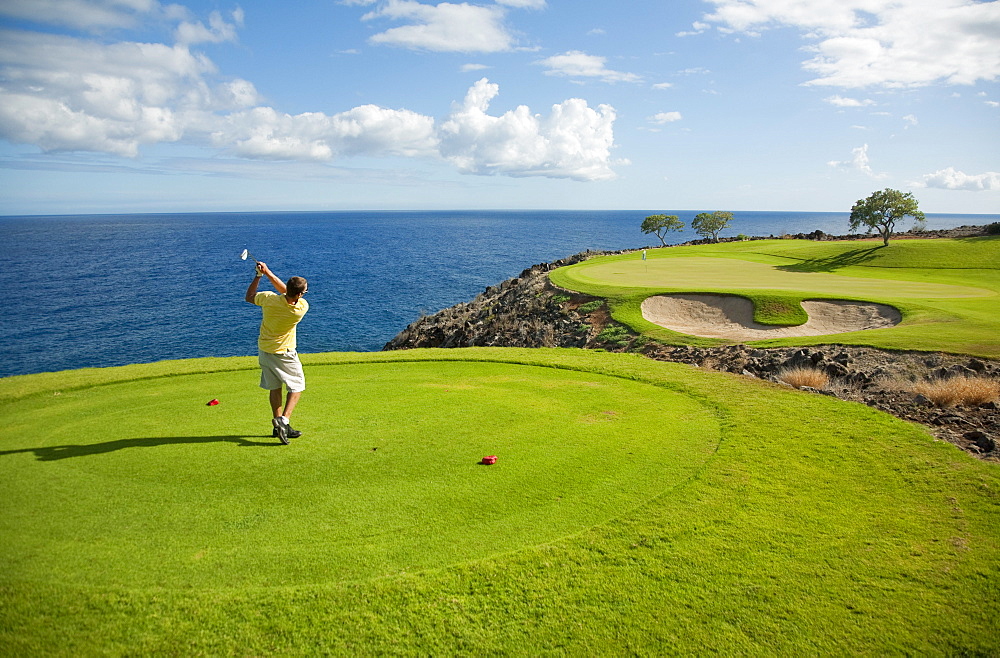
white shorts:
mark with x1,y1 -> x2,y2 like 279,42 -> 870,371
258,349 -> 306,393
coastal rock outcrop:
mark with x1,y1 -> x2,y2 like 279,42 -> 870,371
383,251 -> 617,351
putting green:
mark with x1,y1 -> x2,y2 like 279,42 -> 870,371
1,359 -> 720,588
564,256 -> 992,299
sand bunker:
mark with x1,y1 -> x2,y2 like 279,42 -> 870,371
641,294 -> 901,340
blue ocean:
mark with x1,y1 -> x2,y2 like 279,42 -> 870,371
1,209 -> 994,378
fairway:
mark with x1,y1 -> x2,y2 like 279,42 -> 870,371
575,256 -> 992,298
1,349 -> 997,655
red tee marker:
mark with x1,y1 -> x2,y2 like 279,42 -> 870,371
481,455 -> 498,465
207,399 -> 220,406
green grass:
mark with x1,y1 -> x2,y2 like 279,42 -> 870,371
549,237 -> 1000,357
2,348 -> 998,654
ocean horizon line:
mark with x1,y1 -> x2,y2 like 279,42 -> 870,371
3,208 -> 999,221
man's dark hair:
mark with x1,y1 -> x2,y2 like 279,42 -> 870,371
286,276 -> 308,296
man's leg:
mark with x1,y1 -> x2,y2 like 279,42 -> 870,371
271,389 -> 303,443
264,351 -> 305,444
269,388 -> 292,444
283,391 -> 302,420
269,388 -> 284,418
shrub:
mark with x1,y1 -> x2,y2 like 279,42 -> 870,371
597,325 -> 631,346
552,294 -> 571,305
986,222 -> 1000,235
778,367 -> 830,390
913,380 -> 961,408
628,335 -> 651,351
913,375 -> 1000,407
578,300 -> 605,313
959,376 -> 1000,405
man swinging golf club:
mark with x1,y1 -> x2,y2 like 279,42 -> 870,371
244,261 -> 309,444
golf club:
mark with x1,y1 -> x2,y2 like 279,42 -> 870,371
240,248 -> 260,264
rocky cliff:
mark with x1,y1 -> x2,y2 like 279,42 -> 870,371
383,251 -> 612,351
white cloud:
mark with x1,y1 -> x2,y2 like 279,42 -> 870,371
535,50 -> 641,84
0,28 -> 259,156
438,78 -> 617,181
824,95 -> 874,107
214,105 -> 439,161
919,167 -> 1000,191
701,0 -> 1000,88
986,100 -> 1000,108
828,143 -> 886,179
703,0 -> 859,34
460,63 -> 490,72
362,0 -> 514,53
175,9 -> 243,46
652,82 -> 674,90
676,21 -> 711,37
903,113 -> 918,127
649,111 -> 682,124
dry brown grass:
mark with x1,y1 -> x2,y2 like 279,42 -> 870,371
912,374 -> 1000,407
777,367 -> 830,390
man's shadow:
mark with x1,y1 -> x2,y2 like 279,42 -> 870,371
0,435 -> 280,461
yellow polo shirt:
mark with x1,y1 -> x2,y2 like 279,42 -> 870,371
254,291 -> 309,353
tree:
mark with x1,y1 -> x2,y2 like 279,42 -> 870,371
849,188 -> 925,246
641,214 -> 684,246
691,211 -> 733,243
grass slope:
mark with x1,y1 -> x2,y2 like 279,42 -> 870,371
550,237 -> 1000,357
2,349 -> 998,654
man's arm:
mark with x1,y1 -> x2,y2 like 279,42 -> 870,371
244,268 -> 263,303
259,262 -> 286,294
245,262 -> 286,304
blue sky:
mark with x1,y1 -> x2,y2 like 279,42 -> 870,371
1,0 -> 998,215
